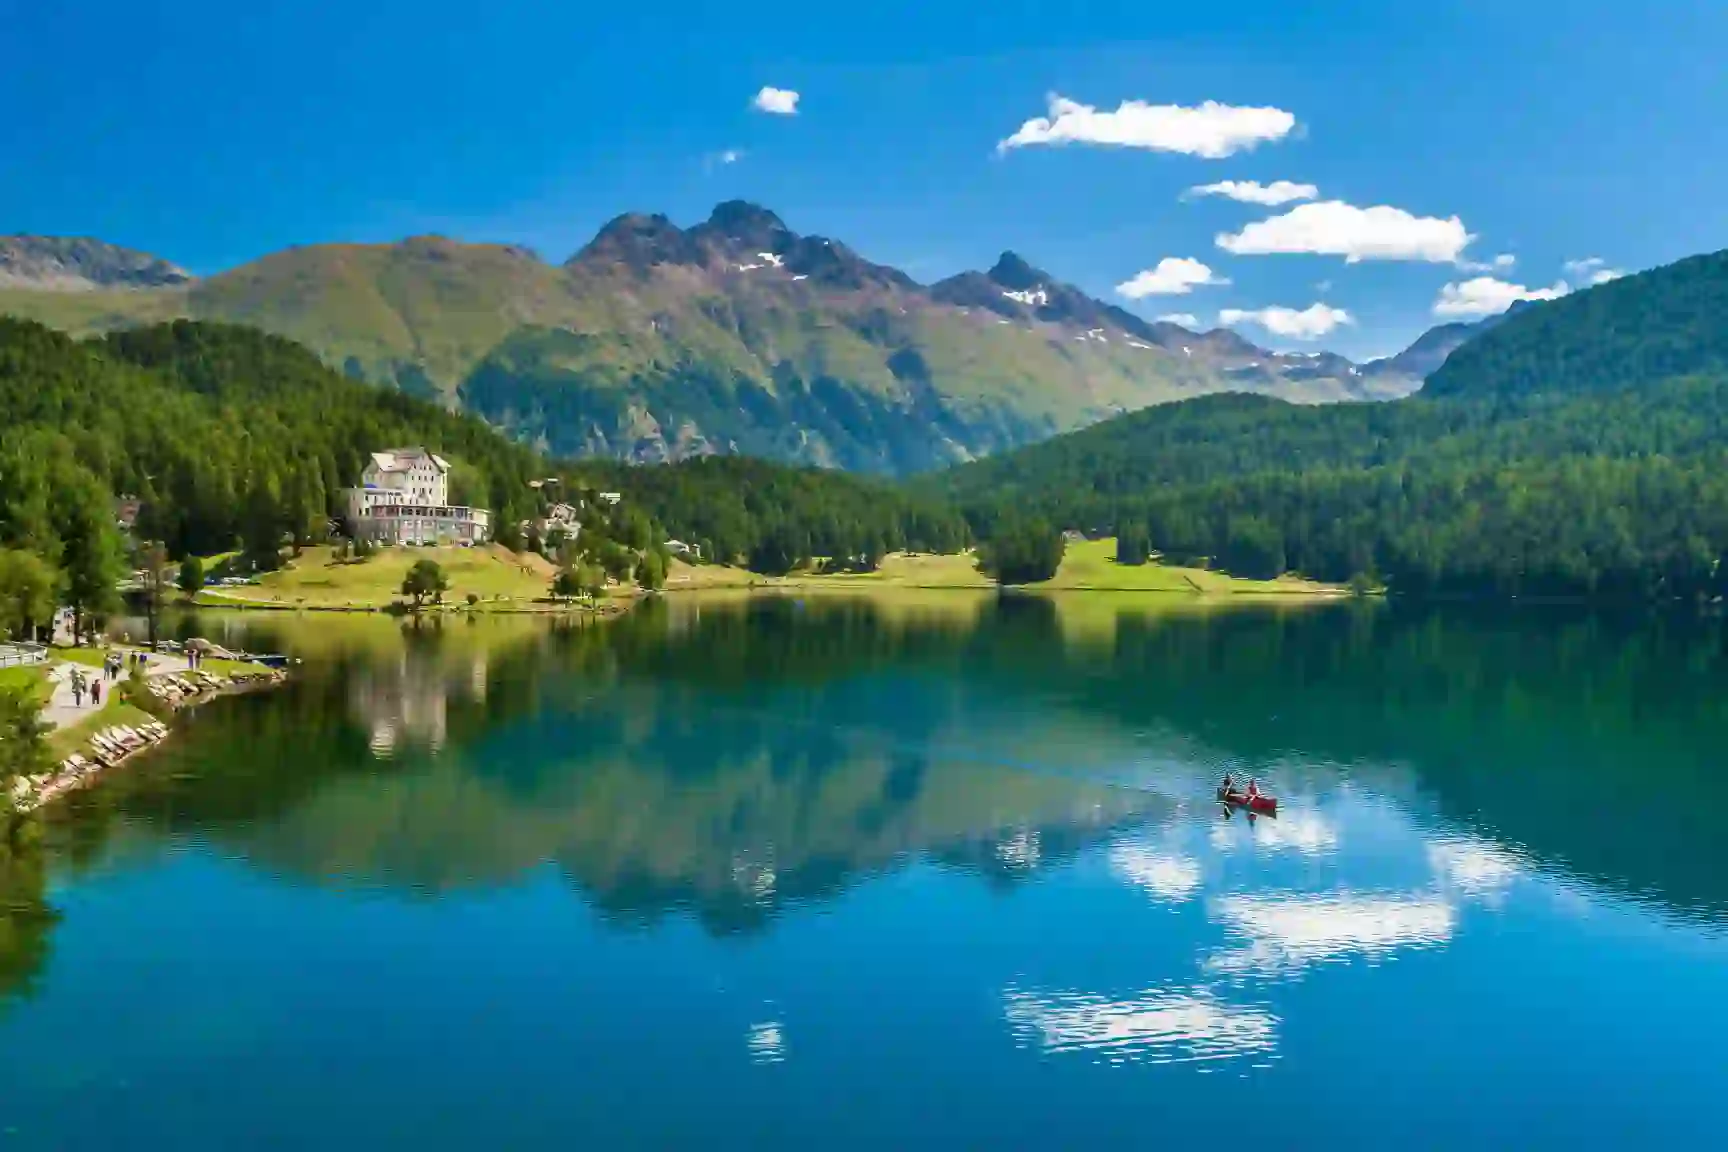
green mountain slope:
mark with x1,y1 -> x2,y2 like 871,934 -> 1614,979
933,250 -> 1728,599
1425,250 -> 1728,401
0,206 -> 1420,474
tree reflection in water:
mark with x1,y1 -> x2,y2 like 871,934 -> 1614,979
4,590 -> 1722,1010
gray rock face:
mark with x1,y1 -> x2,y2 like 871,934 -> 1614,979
0,236 -> 193,290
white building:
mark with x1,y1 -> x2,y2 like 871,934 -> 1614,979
343,447 -> 491,546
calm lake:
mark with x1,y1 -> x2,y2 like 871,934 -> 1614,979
3,593 -> 1726,1149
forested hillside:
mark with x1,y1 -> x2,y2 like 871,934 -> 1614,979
1424,250 -> 1728,401
934,249 -> 1728,599
0,318 -> 972,593
0,319 -> 545,575
569,456 -> 970,572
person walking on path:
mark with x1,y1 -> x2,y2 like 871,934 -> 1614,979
90,677 -> 102,706
70,672 -> 84,708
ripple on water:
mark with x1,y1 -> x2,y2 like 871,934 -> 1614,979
747,1019 -> 787,1065
1002,985 -> 1279,1066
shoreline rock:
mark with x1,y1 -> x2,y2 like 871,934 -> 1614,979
11,666 -> 292,813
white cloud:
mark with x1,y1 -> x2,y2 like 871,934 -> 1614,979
1187,179 -> 1318,206
999,94 -> 1296,158
1155,312 -> 1202,329
1432,276 -> 1568,318
1220,303 -> 1354,341
1493,253 -> 1516,270
1563,256 -> 1626,285
752,86 -> 800,115
1116,257 -> 1229,298
1217,200 -> 1474,264
719,149 -> 743,164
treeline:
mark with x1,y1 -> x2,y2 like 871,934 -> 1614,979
568,455 -> 970,574
934,376 -> 1728,596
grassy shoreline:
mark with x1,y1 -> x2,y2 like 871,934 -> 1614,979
178,538 -> 1346,617
189,543 -> 630,616
664,538 -> 1348,598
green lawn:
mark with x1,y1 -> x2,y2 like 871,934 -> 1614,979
200,544 -> 564,609
0,665 -> 53,704
1036,538 -> 1340,595
667,539 -> 1342,596
50,647 -> 111,670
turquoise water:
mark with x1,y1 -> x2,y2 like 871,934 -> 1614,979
3,596 -> 1726,1148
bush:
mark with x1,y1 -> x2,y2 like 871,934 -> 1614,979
978,521 -> 1065,585
550,569 -> 583,600
401,559 -> 450,609
0,685 -> 51,798
1115,523 -> 1152,566
638,549 -> 668,591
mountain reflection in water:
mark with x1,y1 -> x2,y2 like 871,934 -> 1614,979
36,594 -> 1728,933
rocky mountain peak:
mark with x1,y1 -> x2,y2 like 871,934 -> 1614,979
702,200 -> 793,252
0,236 -> 192,291
986,251 -> 1047,292
778,235 -> 918,291
573,212 -> 704,270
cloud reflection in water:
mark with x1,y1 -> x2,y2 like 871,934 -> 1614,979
1109,844 -> 1203,902
1427,837 -> 1523,904
1003,985 -> 1278,1066
1206,892 -> 1456,978
1210,809 -> 1340,855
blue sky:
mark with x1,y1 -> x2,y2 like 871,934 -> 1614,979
5,0 -> 1727,357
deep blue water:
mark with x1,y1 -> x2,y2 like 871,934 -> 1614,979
3,596 -> 1725,1149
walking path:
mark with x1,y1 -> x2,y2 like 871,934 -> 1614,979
40,649 -> 196,732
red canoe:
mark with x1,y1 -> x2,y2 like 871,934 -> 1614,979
1217,788 -> 1278,814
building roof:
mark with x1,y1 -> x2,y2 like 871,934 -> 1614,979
369,447 -> 450,474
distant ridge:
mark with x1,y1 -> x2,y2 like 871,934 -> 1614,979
0,203 -> 1458,473
0,236 -> 193,291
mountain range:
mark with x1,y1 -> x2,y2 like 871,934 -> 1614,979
930,245 -> 1728,596
1,204 -> 1453,473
